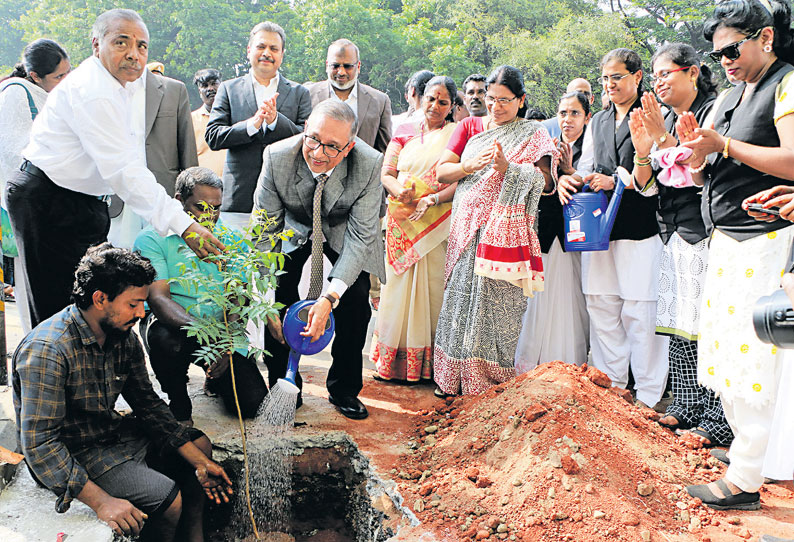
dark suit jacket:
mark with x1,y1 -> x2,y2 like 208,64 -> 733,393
145,71 -> 198,197
253,134 -> 386,286
303,81 -> 392,153
205,73 -> 312,212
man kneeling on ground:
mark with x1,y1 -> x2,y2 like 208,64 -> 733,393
13,244 -> 233,541
135,166 -> 268,423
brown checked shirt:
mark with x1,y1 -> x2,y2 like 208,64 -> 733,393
12,305 -> 190,512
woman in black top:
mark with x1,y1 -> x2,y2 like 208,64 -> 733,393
516,91 -> 591,371
628,43 -> 733,448
674,0 -> 794,511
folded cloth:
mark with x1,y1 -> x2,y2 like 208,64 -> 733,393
651,146 -> 696,188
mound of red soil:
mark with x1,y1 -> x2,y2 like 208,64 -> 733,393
391,362 -> 761,541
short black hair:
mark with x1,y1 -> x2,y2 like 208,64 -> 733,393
72,243 -> 156,309
175,166 -> 223,201
193,68 -> 221,87
601,48 -> 644,95
406,70 -> 435,96
462,73 -> 486,90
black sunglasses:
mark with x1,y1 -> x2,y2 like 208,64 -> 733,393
329,62 -> 357,70
708,29 -> 762,63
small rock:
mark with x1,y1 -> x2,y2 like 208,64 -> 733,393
585,365 -> 612,387
512,479 -> 523,487
413,499 -> 425,512
727,517 -> 741,525
500,496 -> 510,506
524,403 -> 549,422
561,475 -> 573,491
680,510 -> 690,523
561,455 -> 580,475
476,475 -> 493,488
621,513 -> 640,526
424,425 -> 438,434
465,467 -> 480,481
548,487 -> 556,499
476,530 -> 490,540
640,530 -> 651,542
424,435 -> 437,445
572,512 -> 583,522
689,516 -> 702,531
737,528 -> 751,539
637,482 -> 654,497
593,510 -> 606,519
553,512 -> 568,521
584,483 -> 595,494
419,482 -> 434,496
497,523 -> 509,533
676,501 -> 687,510
548,451 -> 563,468
487,517 -> 501,529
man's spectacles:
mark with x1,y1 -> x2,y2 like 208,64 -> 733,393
597,72 -> 635,85
708,29 -> 762,63
329,62 -> 357,70
485,95 -> 518,105
303,134 -> 350,158
650,66 -> 691,84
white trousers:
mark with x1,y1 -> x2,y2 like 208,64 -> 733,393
108,206 -> 146,250
13,256 -> 32,333
219,211 -> 251,234
723,393 -> 778,492
763,353 -> 794,481
587,294 -> 669,406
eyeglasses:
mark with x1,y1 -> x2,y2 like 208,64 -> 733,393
708,29 -> 762,63
303,134 -> 350,158
650,66 -> 692,84
557,110 -> 583,118
328,62 -> 357,70
485,95 -> 518,105
597,72 -> 635,85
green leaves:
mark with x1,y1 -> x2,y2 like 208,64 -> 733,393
172,209 -> 289,368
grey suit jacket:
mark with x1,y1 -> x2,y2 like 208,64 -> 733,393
253,134 -> 386,286
206,73 -> 312,213
145,71 -> 198,196
303,81 -> 392,153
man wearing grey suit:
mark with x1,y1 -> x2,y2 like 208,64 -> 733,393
253,101 -> 385,419
303,39 -> 391,153
206,21 -> 312,231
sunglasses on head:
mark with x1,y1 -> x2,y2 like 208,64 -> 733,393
708,28 -> 762,63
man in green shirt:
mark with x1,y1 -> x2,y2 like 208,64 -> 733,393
134,167 -> 267,423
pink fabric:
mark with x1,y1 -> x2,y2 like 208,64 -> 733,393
650,146 -> 696,188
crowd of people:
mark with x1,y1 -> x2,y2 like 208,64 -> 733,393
2,0 -> 794,540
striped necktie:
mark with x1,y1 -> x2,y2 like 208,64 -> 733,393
307,173 -> 329,300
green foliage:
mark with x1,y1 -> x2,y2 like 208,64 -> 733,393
170,210 -> 290,367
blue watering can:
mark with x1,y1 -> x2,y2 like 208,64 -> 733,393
563,166 -> 632,252
278,299 -> 336,394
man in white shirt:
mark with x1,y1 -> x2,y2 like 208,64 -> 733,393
205,21 -> 311,232
5,8 -> 224,328
303,39 -> 392,154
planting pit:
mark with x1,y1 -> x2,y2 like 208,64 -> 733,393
206,431 -> 418,542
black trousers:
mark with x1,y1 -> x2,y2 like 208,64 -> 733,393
6,164 -> 110,327
143,315 -> 268,420
265,242 -> 371,398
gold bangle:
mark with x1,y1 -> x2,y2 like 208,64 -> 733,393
723,136 -> 732,159
460,162 -> 473,175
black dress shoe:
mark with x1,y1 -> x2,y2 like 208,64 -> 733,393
296,393 -> 303,409
328,394 -> 368,419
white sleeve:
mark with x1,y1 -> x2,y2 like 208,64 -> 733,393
0,86 -> 33,206
574,124 -> 594,179
70,96 -> 193,236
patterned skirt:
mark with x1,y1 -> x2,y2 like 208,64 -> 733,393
655,233 -> 708,340
433,235 -> 525,395
370,241 -> 447,381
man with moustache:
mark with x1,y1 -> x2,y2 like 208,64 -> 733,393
191,69 -> 226,177
6,8 -> 224,329
303,39 -> 392,153
206,21 -> 311,232
462,73 -> 487,117
13,244 -> 233,541
253,101 -> 385,420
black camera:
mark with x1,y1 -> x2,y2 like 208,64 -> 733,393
753,289 -> 794,348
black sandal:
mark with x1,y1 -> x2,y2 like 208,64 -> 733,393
686,479 -> 760,511
710,448 -> 730,466
434,387 -> 452,398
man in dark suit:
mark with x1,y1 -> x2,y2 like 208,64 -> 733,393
206,21 -> 312,232
108,68 -> 199,248
303,39 -> 391,153
253,101 -> 385,420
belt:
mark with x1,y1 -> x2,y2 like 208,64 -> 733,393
20,160 -> 111,202
20,160 -> 47,179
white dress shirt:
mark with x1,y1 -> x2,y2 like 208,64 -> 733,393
245,71 -> 280,136
327,80 -> 359,120
23,56 -> 192,236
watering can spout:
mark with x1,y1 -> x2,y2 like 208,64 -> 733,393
601,166 -> 631,241
276,299 -> 336,395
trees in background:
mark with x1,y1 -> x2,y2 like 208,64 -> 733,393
2,0 -> 717,115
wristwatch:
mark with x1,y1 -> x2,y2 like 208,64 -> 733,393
657,132 -> 669,146
322,293 -> 340,309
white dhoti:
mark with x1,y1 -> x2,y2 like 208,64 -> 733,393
515,238 -> 589,372
763,351 -> 794,481
582,236 -> 669,406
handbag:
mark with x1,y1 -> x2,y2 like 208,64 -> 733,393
0,81 -> 39,258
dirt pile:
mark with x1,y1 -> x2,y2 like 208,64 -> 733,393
391,362 -> 754,541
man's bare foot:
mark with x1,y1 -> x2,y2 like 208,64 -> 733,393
658,415 -> 680,428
